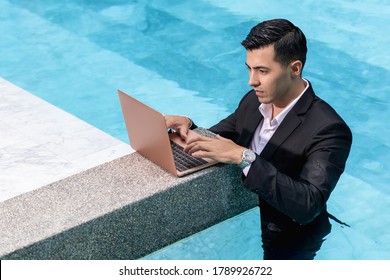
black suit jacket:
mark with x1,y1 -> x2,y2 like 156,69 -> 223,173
209,84 -> 352,229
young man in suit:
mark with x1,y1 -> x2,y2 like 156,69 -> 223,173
165,19 -> 352,259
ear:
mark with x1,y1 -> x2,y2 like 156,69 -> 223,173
290,60 -> 303,77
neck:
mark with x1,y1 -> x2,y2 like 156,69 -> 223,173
273,78 -> 306,118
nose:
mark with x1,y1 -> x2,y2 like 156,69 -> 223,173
248,70 -> 260,87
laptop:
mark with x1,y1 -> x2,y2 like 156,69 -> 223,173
118,90 -> 219,177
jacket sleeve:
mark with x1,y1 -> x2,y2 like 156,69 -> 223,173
209,90 -> 255,142
244,120 -> 352,224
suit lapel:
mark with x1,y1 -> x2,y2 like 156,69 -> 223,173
260,112 -> 301,160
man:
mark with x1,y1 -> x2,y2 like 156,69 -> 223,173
165,19 -> 352,260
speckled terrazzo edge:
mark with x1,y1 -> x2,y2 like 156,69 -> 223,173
0,153 -> 257,259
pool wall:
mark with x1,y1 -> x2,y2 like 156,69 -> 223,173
0,146 -> 257,259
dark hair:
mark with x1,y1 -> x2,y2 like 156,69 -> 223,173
241,19 -> 307,68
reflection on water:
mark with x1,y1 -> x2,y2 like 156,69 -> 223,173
261,210 -> 331,260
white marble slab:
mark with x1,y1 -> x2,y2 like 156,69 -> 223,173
0,78 -> 134,202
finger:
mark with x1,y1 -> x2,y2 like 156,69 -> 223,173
179,127 -> 189,140
186,142 -> 209,155
191,150 -> 209,158
191,148 -> 216,158
184,142 -> 202,154
186,135 -> 207,145
184,141 -> 197,153
187,134 -> 214,147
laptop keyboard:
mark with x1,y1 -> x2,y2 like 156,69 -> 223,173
170,141 -> 208,172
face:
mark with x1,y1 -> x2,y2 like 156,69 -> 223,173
246,45 -> 295,107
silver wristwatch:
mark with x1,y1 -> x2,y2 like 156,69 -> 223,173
239,149 -> 256,169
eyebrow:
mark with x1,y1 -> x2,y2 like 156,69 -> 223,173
245,63 -> 270,70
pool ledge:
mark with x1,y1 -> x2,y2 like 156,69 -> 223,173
0,153 -> 258,259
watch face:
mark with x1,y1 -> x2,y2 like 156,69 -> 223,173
244,149 -> 256,162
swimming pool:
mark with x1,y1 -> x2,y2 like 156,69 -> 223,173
1,0 -> 389,259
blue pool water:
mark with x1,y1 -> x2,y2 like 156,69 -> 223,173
1,0 -> 389,259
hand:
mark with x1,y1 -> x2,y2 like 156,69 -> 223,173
184,134 -> 245,165
164,115 -> 192,140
